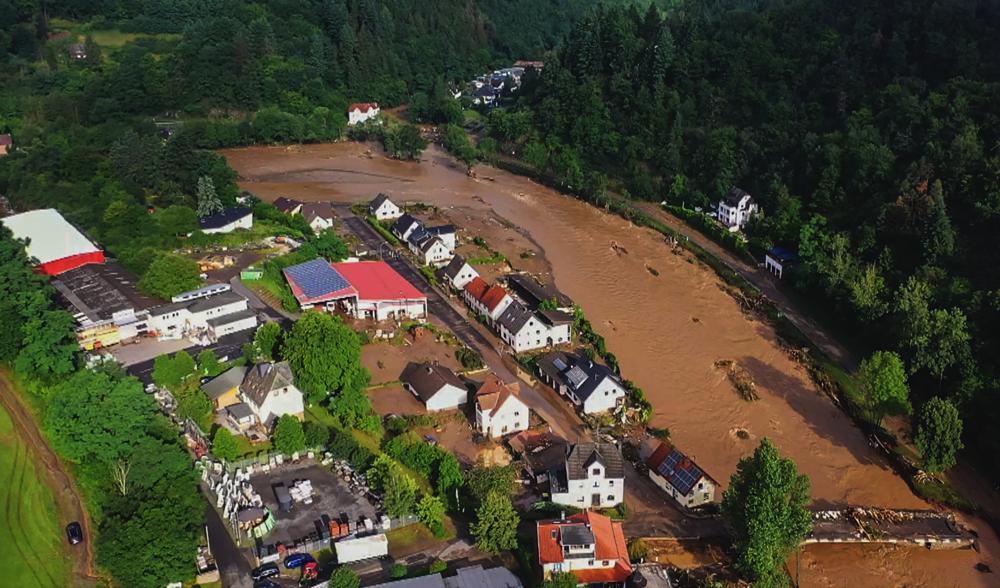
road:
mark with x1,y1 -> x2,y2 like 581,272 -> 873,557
338,209 -> 588,442
205,501 -> 253,588
0,370 -> 102,587
230,275 -> 299,321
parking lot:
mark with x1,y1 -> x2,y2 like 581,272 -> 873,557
250,462 -> 379,547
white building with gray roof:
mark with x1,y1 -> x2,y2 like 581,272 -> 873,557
537,351 -> 626,414
496,300 -> 572,353
550,441 -> 625,508
146,290 -> 257,342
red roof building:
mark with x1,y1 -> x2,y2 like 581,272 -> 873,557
537,511 -> 632,585
462,277 -> 513,321
348,102 -> 381,125
283,259 -> 426,320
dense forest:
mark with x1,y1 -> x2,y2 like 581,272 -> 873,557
486,0 -> 1000,475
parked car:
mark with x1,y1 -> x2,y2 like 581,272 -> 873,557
251,563 -> 280,582
65,522 -> 84,545
254,580 -> 280,588
284,552 -> 315,569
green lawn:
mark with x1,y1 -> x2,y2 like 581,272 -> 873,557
0,404 -> 71,588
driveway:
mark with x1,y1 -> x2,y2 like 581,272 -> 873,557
205,500 -> 252,588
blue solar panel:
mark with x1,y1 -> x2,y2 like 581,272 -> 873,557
284,259 -> 352,298
657,448 -> 704,496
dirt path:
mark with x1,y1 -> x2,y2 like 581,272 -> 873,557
0,370 -> 101,587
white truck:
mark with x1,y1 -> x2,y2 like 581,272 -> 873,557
334,533 -> 388,564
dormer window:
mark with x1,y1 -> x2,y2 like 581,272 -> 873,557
592,468 -> 601,476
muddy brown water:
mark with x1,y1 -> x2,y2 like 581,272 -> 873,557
223,142 -> 998,587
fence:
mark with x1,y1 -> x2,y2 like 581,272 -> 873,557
256,514 -> 420,564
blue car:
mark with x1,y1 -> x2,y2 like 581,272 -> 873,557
283,552 -> 315,569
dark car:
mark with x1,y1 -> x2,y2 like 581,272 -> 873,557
254,580 -> 280,588
251,563 -> 280,582
66,522 -> 84,545
283,552 -> 315,569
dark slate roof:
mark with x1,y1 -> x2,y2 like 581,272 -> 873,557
722,187 -> 751,207
370,193 -> 393,210
537,352 -> 622,403
240,362 -> 295,407
560,524 -> 596,546
199,206 -> 252,230
427,225 -> 455,237
189,290 -> 246,313
392,213 -> 421,235
206,308 -> 257,327
767,246 -> 798,263
506,274 -> 573,309
400,362 -> 464,403
418,235 -> 446,254
475,86 -> 498,98
301,202 -> 333,222
273,197 -> 303,213
203,366 -> 249,399
226,402 -> 255,420
566,442 -> 624,480
538,309 -> 572,326
496,300 -> 534,334
524,443 -> 570,477
439,255 -> 469,279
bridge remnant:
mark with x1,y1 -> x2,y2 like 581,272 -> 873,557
806,508 -> 977,550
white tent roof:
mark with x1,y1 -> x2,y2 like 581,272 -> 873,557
0,209 -> 101,265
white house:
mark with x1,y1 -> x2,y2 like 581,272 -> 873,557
409,233 -> 453,267
474,374 -> 529,438
301,202 -> 335,233
437,255 -> 479,290
401,362 -> 468,411
550,442 -> 625,509
645,441 -> 717,508
391,214 -> 422,241
496,302 -> 572,353
717,187 -> 757,232
199,207 -> 253,234
369,193 -> 403,220
536,511 -> 632,585
425,225 -> 456,252
765,246 -> 798,279
147,291 -> 257,341
239,362 -> 304,428
463,278 -> 514,322
538,352 -> 627,415
348,102 -> 380,126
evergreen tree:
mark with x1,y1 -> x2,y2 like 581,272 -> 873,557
196,175 -> 223,218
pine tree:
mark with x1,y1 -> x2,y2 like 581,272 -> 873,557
196,176 -> 222,218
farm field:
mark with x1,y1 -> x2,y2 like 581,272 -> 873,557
0,403 -> 70,588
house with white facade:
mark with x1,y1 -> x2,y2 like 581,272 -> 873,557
645,441 -> 717,508
537,352 -> 627,415
550,442 -> 625,509
283,259 -> 427,320
236,361 -> 304,428
301,202 -> 335,233
407,228 -> 454,267
348,102 -> 380,125
437,255 -> 479,290
765,246 -> 798,279
392,214 -> 422,241
496,301 -> 572,353
199,207 -> 253,234
146,291 -> 258,342
536,511 -> 631,586
717,187 -> 758,232
463,278 -> 514,322
401,362 -> 468,411
273,197 -> 303,214
474,374 -> 529,438
369,193 -> 403,220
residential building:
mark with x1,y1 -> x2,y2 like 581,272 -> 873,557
392,213 -> 422,241
0,133 -> 11,156
497,301 -> 572,353
369,193 -> 403,220
301,202 -> 335,233
400,362 -> 467,411
536,511 -> 632,586
239,362 -> 304,427
203,365 -> 249,410
225,402 -> 257,433
717,187 -> 757,231
463,278 -> 513,322
146,291 -> 258,341
474,374 -> 529,438
438,255 -> 479,290
199,207 -> 253,234
537,352 -> 627,415
348,102 -> 380,125
645,441 -> 717,508
506,273 -> 574,311
765,246 -> 798,279
367,565 -> 521,588
409,233 -> 453,267
273,197 -> 303,214
425,224 -> 457,252
1,209 -> 105,275
283,258 -> 427,320
513,60 -> 544,71
508,431 -> 570,484
550,442 -> 625,509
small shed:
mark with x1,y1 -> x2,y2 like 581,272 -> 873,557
765,247 -> 798,279
241,267 -> 263,280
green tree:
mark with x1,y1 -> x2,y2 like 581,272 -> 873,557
198,349 -> 222,376
467,463 -> 516,505
139,254 -> 202,300
282,311 -> 368,403
857,351 -> 911,425
542,572 -> 580,588
311,229 -> 349,261
328,567 -> 360,588
914,308 -> 971,385
435,452 -> 464,497
176,389 -> 213,431
152,351 -> 197,391
471,490 -> 519,555
0,302 -> 23,362
915,397 -> 963,473
273,415 -> 306,455
196,175 -> 223,217
368,455 -> 418,517
253,321 -> 283,361
212,427 -> 240,462
722,439 -> 812,587
156,205 -> 199,237
304,421 -> 330,448
416,494 -> 447,537
14,310 -> 78,381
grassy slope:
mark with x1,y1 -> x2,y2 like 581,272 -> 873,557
0,404 -> 70,588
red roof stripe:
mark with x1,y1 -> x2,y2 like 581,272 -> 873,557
349,102 -> 379,113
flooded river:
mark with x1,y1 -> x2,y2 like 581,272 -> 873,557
223,142 -> 998,587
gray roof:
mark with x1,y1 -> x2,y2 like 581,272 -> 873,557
439,255 -> 469,279
370,193 -> 394,210
189,290 -> 246,313
240,362 -> 295,406
206,308 -> 257,327
392,213 -> 420,235
200,206 -> 252,230
506,274 -> 573,309
148,300 -> 190,316
566,442 -> 624,480
538,309 -> 572,326
723,187 -> 752,206
273,197 -> 303,213
369,574 -> 446,588
496,300 -> 534,334
524,443 -> 569,477
203,366 -> 249,400
301,201 -> 333,222
400,362 -> 464,403
538,351 -> 622,403
444,565 -> 522,588
226,402 -> 255,420
560,523 -> 596,546
418,235 -> 446,254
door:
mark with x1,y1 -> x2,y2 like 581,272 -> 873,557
592,493 -> 601,507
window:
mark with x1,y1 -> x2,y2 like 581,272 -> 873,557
607,495 -> 614,501
698,482 -> 704,490
603,561 -> 610,567
592,468 -> 601,476
577,497 -> 584,503
608,480 -> 614,486
588,560 -> 594,566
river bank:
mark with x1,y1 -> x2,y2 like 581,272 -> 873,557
222,142 -> 998,587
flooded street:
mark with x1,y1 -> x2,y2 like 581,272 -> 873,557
223,142 -> 998,586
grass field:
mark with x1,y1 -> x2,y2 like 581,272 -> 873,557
0,404 -> 70,587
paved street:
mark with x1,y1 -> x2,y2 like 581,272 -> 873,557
205,500 -> 253,588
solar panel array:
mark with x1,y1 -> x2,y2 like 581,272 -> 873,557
284,259 -> 352,298
552,357 -> 568,371
657,448 -> 704,496
565,365 -> 589,389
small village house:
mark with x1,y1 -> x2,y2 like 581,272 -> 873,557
392,213 -> 422,241
537,352 -> 627,415
496,301 -> 572,353
536,511 -> 631,586
401,362 -> 468,411
508,431 -> 569,484
199,207 -> 253,234
408,231 -> 454,267
369,193 -> 403,220
348,102 -> 380,125
505,273 -> 574,311
273,197 -> 303,214
300,202 -> 335,233
239,361 -> 304,427
202,365 -> 249,410
0,133 -> 12,156
716,187 -> 758,232
225,403 -> 257,433
765,246 -> 798,279
437,255 -> 479,290
645,440 -> 717,508
550,442 -> 625,509
463,278 -> 514,322
474,374 -> 529,438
